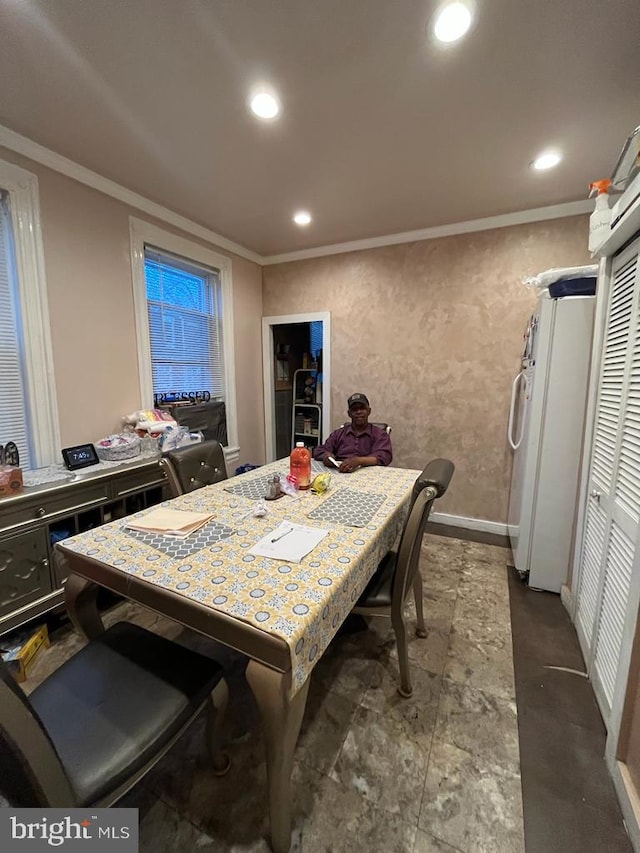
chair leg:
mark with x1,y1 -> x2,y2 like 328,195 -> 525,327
414,572 -> 427,638
391,611 -> 413,698
205,678 -> 231,776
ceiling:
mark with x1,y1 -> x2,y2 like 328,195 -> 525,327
0,0 -> 638,257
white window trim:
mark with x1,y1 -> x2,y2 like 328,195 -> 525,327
129,218 -> 239,461
0,158 -> 60,467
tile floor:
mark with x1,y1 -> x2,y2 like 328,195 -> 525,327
11,535 -> 525,851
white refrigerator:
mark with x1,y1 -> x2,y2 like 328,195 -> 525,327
507,290 -> 595,593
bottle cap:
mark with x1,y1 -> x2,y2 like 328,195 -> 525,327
588,179 -> 612,196
296,441 -> 305,447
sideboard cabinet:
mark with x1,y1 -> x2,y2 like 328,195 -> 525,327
0,458 -> 169,634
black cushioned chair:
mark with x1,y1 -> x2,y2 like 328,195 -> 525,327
353,458 -> 454,697
161,439 -> 228,497
0,621 -> 229,807
340,422 -> 392,434
166,400 -> 228,445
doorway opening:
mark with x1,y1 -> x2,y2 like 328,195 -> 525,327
262,312 -> 331,462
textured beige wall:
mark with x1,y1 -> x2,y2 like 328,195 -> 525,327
0,145 -> 264,466
229,255 -> 264,464
263,216 -> 592,522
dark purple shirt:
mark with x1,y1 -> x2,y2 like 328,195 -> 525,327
313,423 -> 393,466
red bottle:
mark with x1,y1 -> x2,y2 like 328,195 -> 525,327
290,442 -> 311,490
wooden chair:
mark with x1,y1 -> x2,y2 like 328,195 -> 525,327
0,621 -> 229,807
353,458 -> 454,696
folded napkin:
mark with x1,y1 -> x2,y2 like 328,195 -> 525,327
125,508 -> 215,539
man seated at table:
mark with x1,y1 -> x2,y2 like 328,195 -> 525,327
313,393 -> 392,473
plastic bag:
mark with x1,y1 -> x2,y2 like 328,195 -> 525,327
123,409 -> 177,435
522,264 -> 598,289
159,427 -> 203,452
311,473 -> 331,494
279,474 -> 299,497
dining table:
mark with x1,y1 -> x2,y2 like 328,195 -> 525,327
57,457 -> 420,852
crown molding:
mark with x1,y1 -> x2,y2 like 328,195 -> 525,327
0,124 -> 262,265
0,124 -> 593,267
261,199 -> 594,265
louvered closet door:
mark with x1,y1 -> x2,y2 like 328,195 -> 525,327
576,239 -> 640,723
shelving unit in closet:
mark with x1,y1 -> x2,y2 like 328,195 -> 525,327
291,368 -> 322,449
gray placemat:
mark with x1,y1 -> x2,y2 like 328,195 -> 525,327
124,520 -> 237,558
307,488 -> 386,527
224,461 -> 328,500
224,475 -> 277,500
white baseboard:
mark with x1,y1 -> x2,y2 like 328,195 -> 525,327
560,583 -> 576,619
429,512 -> 508,537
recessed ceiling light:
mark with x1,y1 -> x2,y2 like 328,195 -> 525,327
433,2 -> 473,43
250,91 -> 280,120
293,211 -> 312,226
532,151 -> 562,171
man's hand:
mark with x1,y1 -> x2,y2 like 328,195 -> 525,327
321,453 -> 335,468
339,456 -> 362,473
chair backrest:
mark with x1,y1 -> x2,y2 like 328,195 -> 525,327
407,457 -> 450,514
169,400 -> 228,445
391,458 -> 455,612
161,439 -> 228,497
0,662 -> 75,806
340,422 -> 392,434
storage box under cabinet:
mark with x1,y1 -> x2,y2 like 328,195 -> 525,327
1,623 -> 50,682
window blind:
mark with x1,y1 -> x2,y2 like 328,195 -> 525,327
0,192 -> 32,469
144,247 -> 225,400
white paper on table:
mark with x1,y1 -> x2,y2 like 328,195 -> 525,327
248,521 -> 329,563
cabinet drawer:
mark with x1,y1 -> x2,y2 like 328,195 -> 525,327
0,529 -> 52,619
111,465 -> 166,499
0,486 -> 110,535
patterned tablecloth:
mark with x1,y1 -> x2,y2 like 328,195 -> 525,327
59,460 -> 420,695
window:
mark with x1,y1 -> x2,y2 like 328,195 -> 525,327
310,320 -> 323,363
130,218 -> 238,457
0,193 -> 33,467
144,248 -> 225,406
0,160 -> 59,470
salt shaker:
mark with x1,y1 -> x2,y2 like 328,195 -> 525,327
266,474 -> 281,500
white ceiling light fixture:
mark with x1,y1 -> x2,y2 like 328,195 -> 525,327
249,91 -> 280,120
293,211 -> 312,226
532,150 -> 562,171
433,1 -> 474,44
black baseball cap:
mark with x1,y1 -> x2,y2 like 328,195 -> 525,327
347,393 -> 370,409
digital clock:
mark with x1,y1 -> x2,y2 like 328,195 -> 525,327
61,443 -> 100,470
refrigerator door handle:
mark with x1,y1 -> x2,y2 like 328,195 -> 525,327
508,371 -> 528,451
